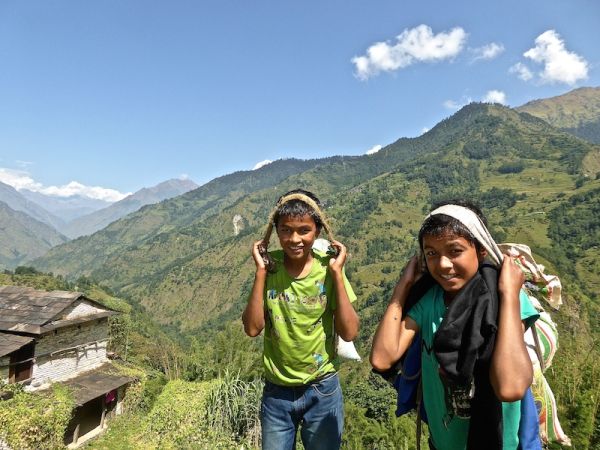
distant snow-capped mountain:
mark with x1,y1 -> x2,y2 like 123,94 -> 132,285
20,189 -> 113,222
63,178 -> 199,238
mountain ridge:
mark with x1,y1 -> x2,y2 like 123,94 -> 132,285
517,86 -> 600,144
0,201 -> 68,268
0,181 -> 65,231
31,102 -> 600,333
62,178 -> 200,238
20,189 -> 112,222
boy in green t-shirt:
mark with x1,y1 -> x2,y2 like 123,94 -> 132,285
243,189 -> 359,450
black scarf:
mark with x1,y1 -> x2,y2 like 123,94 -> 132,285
433,263 -> 502,450
376,265 -> 504,449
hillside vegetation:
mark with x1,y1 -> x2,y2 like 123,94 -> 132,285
29,102 -> 600,448
518,86 -> 600,144
33,103 -> 600,331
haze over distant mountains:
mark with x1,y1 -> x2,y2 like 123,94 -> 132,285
0,201 -> 68,268
0,181 -> 65,231
2,85 -> 600,272
62,178 -> 199,238
20,189 -> 112,222
0,177 -> 198,268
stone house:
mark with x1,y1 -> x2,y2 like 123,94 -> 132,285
0,285 -> 133,447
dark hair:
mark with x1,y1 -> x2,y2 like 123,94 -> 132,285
418,199 -> 487,250
273,189 -> 323,231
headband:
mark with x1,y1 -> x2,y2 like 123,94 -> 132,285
262,193 -> 335,246
260,193 -> 335,272
426,204 -> 504,266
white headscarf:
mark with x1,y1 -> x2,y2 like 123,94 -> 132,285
426,204 -> 504,267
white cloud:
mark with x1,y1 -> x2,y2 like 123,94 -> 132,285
39,181 -> 129,202
443,96 -> 472,110
0,167 -> 129,202
482,90 -> 507,105
352,25 -> 468,80
0,168 -> 42,191
421,127 -> 430,135
365,144 -> 382,155
523,30 -> 588,85
16,160 -> 33,168
509,62 -> 533,81
253,159 -> 273,170
471,42 -> 505,61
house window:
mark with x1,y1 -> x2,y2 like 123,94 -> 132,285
9,342 -> 35,383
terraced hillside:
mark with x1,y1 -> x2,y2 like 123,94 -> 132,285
33,103 -> 600,333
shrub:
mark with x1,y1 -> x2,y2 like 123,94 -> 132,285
497,161 -> 525,174
14,266 -> 41,275
463,141 -> 492,159
0,384 -> 74,450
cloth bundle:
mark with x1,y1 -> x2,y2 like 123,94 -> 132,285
313,238 -> 361,362
498,244 -> 570,446
498,243 -> 562,310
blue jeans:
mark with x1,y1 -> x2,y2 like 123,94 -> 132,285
261,373 -> 344,450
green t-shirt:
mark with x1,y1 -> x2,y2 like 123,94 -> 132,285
407,285 -> 539,450
263,249 -> 356,386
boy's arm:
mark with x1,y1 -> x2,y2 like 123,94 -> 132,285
370,255 -> 420,371
490,255 -> 533,402
242,240 -> 267,337
328,240 -> 359,341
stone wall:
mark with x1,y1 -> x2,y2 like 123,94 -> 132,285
30,318 -> 109,389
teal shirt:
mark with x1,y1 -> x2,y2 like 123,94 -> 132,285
408,285 -> 538,450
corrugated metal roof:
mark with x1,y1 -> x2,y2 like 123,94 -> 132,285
0,286 -> 113,334
0,332 -> 34,357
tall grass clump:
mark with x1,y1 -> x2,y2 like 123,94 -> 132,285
204,370 -> 263,448
136,373 -> 262,448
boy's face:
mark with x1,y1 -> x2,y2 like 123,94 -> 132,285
276,214 -> 319,263
422,233 -> 485,298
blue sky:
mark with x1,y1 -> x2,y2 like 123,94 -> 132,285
0,0 -> 599,201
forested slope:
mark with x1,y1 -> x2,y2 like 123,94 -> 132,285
30,102 -> 600,447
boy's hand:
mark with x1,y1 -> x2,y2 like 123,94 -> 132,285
252,240 -> 267,272
498,254 -> 525,300
327,240 -> 347,275
395,255 -> 423,290
402,255 -> 423,284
